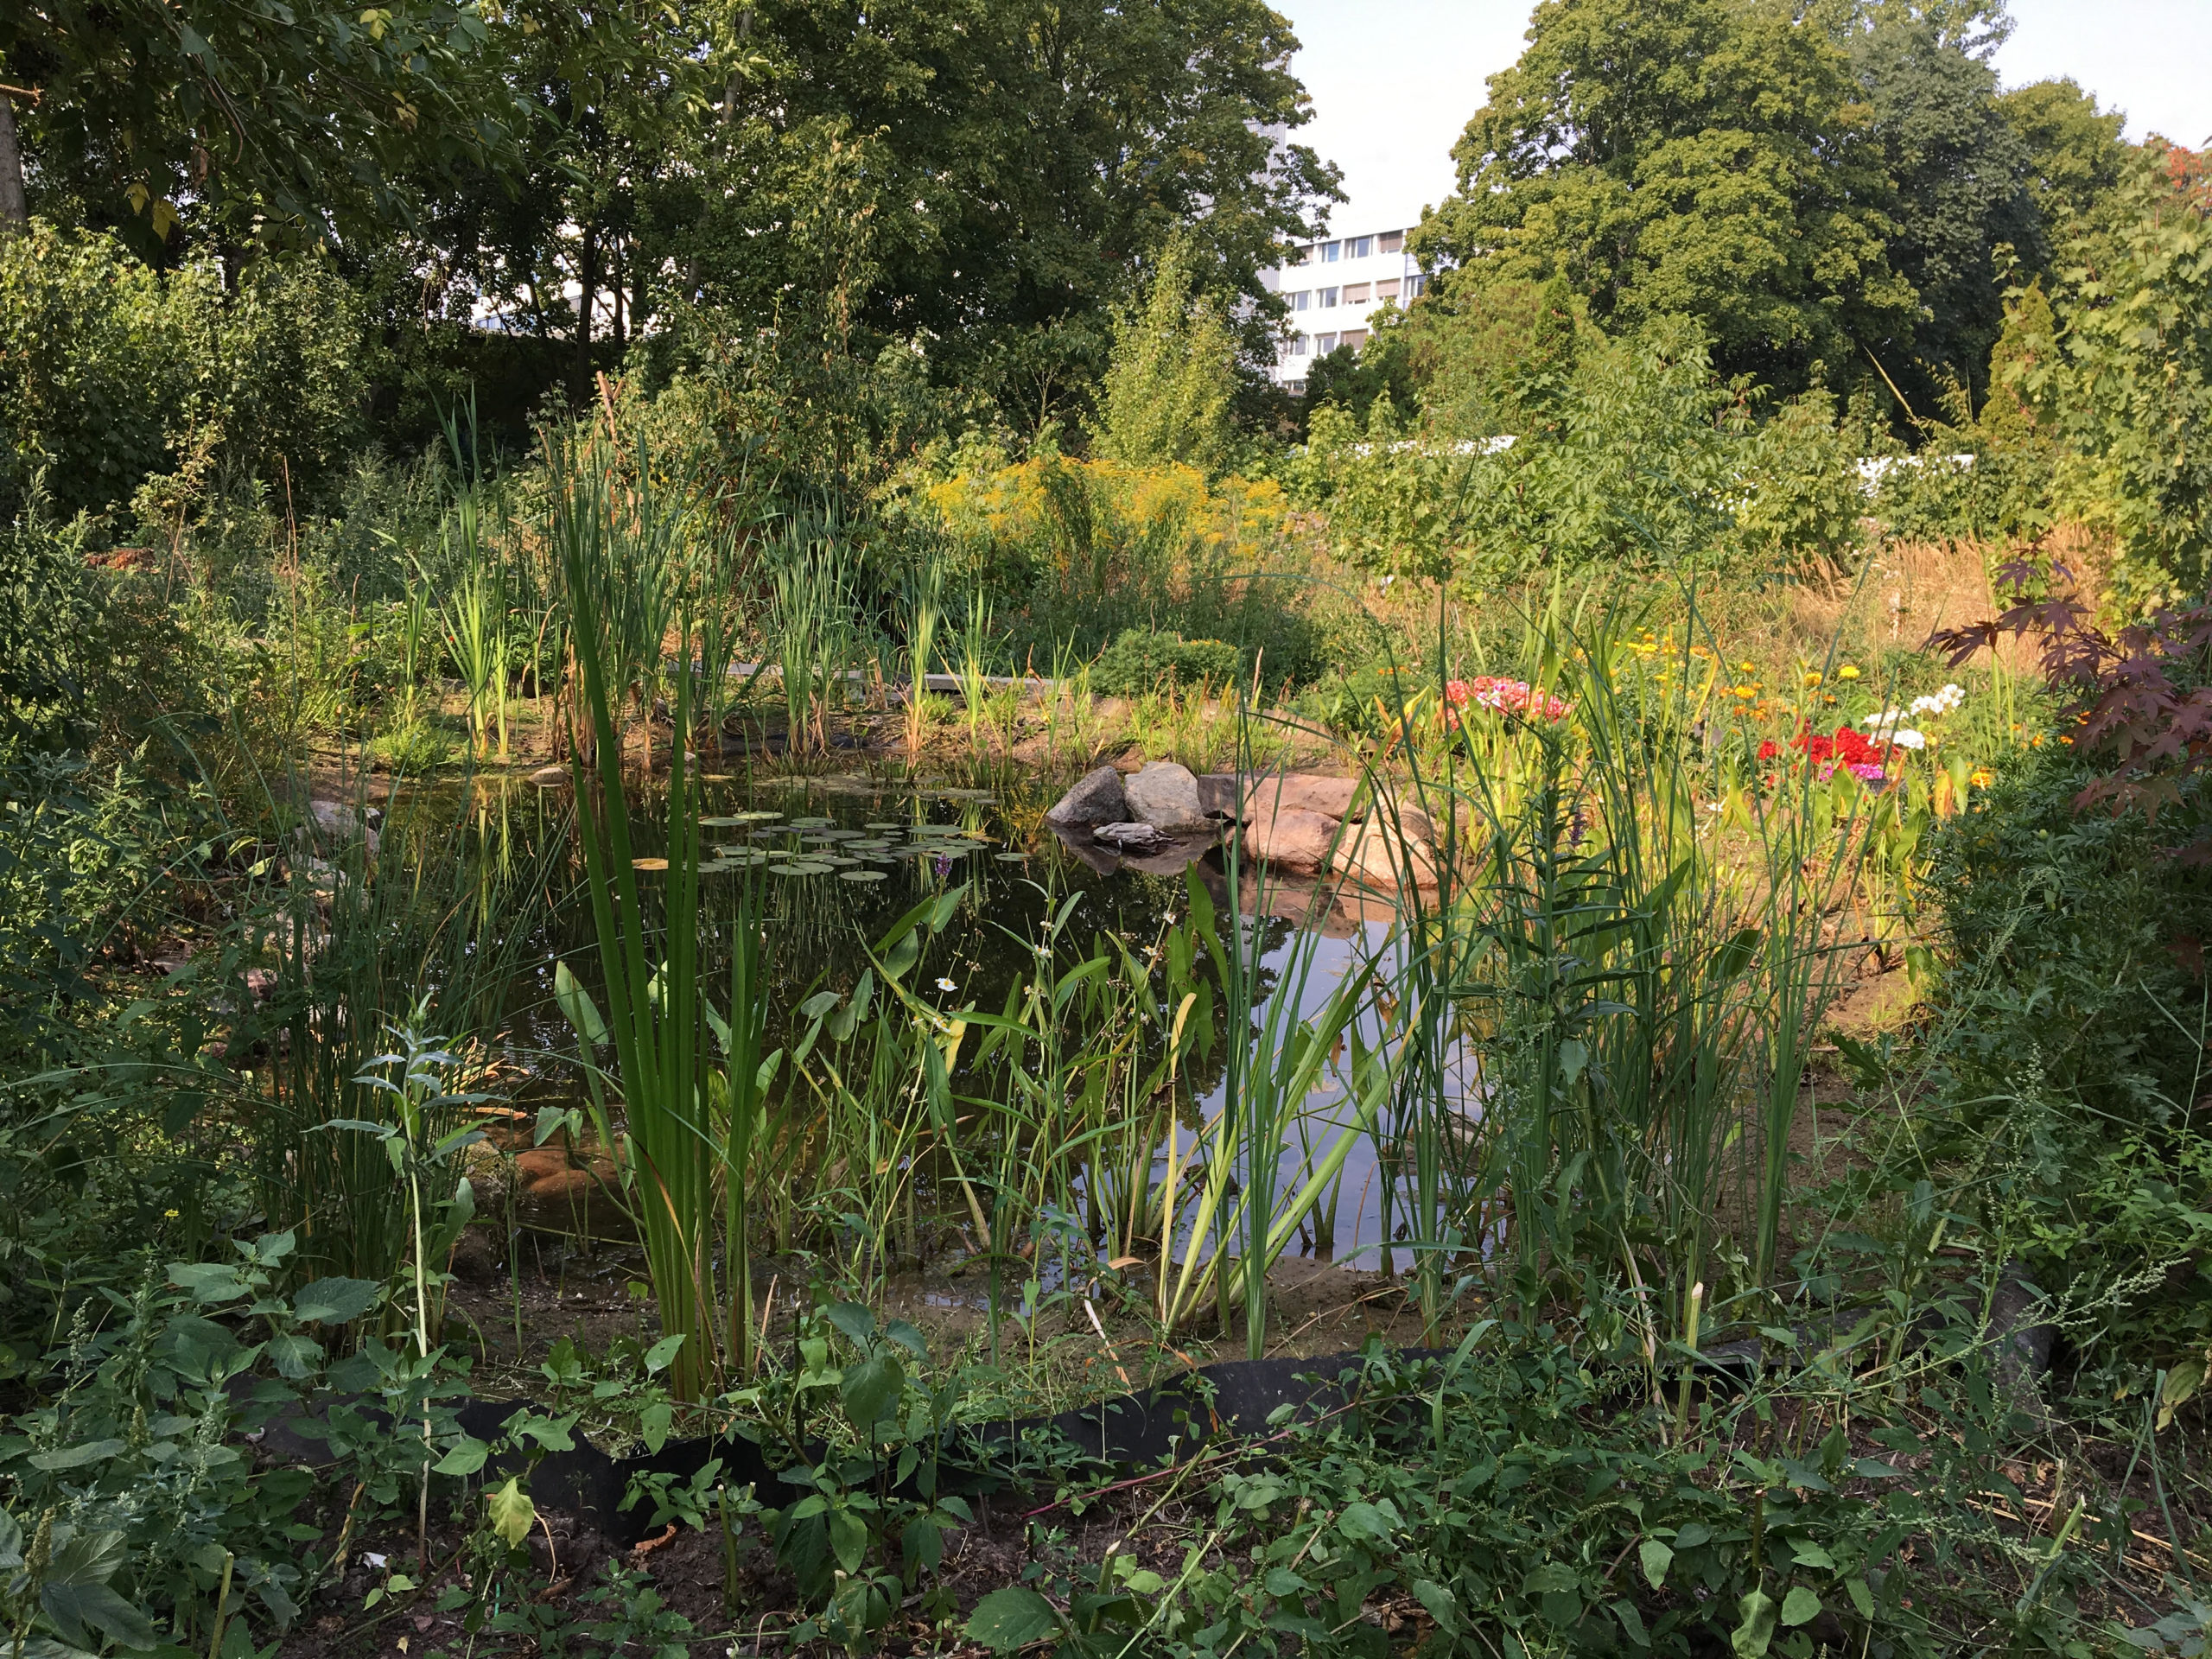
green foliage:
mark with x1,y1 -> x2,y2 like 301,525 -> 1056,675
1846,1 -> 2032,408
1153,1330 -> 2107,1657
1306,321 -> 1862,584
1095,239 -> 1240,478
1414,0 -> 1913,393
0,488 -> 93,739
1997,77 -> 2133,256
1090,629 -> 1242,696
0,224 -> 370,523
1920,746 -> 2212,1365
0,1238 -> 390,1655
2037,146 -> 2212,605
3,0 -> 526,241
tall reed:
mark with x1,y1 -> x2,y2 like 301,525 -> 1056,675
549,437 -> 777,1398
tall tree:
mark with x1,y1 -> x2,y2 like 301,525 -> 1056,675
1998,76 -> 2131,258
644,0 -> 1338,439
1412,0 -> 1912,394
1846,0 -> 2031,410
0,0 -> 526,249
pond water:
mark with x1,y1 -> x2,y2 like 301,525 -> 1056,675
388,764 -> 1465,1277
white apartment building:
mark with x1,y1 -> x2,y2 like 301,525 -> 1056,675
1261,225 -> 1429,394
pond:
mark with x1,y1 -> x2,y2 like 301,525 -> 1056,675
378,762 -> 1461,1295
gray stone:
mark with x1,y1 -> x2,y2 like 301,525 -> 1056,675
1045,765 -> 1130,828
1122,761 -> 1207,834
1196,772 -> 1244,820
530,765 -> 572,788
1093,821 -> 1172,851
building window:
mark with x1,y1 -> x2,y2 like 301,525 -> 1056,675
1315,332 -> 1338,354
1286,379 -> 1306,397
1343,329 -> 1370,351
1322,241 -> 1340,262
1290,289 -> 1308,311
1343,282 -> 1371,305
1297,245 -> 1314,264
1319,286 -> 1338,308
1405,273 -> 1428,298
1376,278 -> 1401,300
1379,230 -> 1403,253
1292,334 -> 1308,356
1349,235 -> 1372,258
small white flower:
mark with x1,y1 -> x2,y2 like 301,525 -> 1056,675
1891,729 -> 1926,750
935,976 -> 958,992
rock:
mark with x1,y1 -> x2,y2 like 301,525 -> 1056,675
1093,821 -> 1171,852
1196,773 -> 1244,820
1243,772 -> 1357,820
1045,765 -> 1129,828
1241,807 -> 1340,877
1331,817 -> 1437,891
307,798 -> 379,861
1122,761 -> 1208,834
530,765 -> 571,787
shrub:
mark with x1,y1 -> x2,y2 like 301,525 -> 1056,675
1090,628 -> 1242,696
0,222 -> 370,524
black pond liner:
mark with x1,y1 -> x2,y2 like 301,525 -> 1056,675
249,1267 -> 2055,1548
453,1349 -> 1454,1546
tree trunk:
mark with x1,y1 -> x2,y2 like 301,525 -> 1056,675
575,219 -> 599,399
0,95 -> 29,232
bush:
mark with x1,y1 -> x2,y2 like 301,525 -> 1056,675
1090,628 -> 1242,696
0,486 -> 94,741
1919,747 -> 2212,1369
0,222 -> 370,525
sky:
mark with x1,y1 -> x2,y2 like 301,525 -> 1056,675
1281,0 -> 2212,238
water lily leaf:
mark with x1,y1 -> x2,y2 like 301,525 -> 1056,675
838,870 -> 888,882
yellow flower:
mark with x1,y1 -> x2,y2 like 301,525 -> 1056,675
1802,671 -> 1823,687
163,1209 -> 179,1220
1837,664 -> 1860,681
1732,684 -> 1755,699
1738,660 -> 1757,672
1970,769 -> 1993,787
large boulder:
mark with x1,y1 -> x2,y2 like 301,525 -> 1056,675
1045,765 -> 1130,828
1243,772 -> 1357,820
1241,807 -> 1340,877
1122,761 -> 1208,834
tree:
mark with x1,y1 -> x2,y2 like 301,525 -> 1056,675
2033,145 -> 2212,604
1412,0 -> 1912,395
1997,77 -> 2131,257
1846,0 -> 2032,410
1094,238 -> 1237,475
0,0 -> 527,247
643,0 -> 1338,443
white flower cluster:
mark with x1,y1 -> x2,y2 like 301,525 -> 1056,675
1866,683 -> 1965,752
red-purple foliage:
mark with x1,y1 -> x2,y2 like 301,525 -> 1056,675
1930,560 -> 2212,837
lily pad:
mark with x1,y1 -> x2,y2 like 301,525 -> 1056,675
699,816 -> 750,828
994,852 -> 1029,862
769,861 -> 833,877
837,869 -> 889,883
734,810 -> 783,823
789,816 -> 835,828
